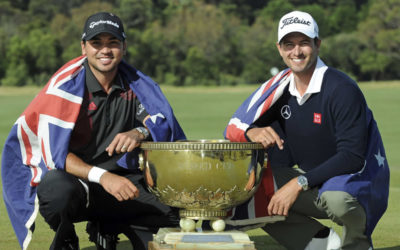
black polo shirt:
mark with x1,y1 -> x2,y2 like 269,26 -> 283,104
69,60 -> 149,172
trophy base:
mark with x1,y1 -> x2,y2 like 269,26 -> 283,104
149,227 -> 256,250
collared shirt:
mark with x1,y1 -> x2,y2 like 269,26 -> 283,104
288,57 -> 328,105
69,59 -> 149,172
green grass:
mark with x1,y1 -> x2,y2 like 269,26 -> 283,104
0,83 -> 399,249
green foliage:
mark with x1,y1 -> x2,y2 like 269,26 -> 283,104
183,47 -> 214,85
0,2 -> 24,81
357,51 -> 391,80
2,35 -> 30,86
356,0 -> 400,80
240,12 -> 283,83
0,28 -> 7,79
9,0 -> 29,11
204,0 -> 268,25
28,0 -> 85,20
129,1 -> 245,86
1,62 -> 29,86
327,1 -> 358,35
320,32 -> 363,80
0,0 -> 399,86
259,0 -> 294,21
117,0 -> 154,29
28,29 -> 58,73
2,28 -> 59,86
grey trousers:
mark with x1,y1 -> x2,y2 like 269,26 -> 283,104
262,167 -> 371,250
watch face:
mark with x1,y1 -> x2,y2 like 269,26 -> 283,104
298,176 -> 308,190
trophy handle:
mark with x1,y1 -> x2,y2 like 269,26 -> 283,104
139,152 -> 154,187
138,152 -> 145,171
244,169 -> 255,191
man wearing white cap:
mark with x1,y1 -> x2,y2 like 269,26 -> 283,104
238,10 -> 389,250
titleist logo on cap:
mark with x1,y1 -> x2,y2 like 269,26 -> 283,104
89,20 -> 120,29
280,16 -> 311,29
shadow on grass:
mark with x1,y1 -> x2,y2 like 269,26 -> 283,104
249,235 -> 400,250
250,235 -> 286,250
80,237 -> 400,250
81,240 -> 132,250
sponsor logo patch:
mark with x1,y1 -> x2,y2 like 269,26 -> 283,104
88,101 -> 97,111
280,16 -> 311,29
313,113 -> 321,124
89,20 -> 119,29
281,105 -> 291,119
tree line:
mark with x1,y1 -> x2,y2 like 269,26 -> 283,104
0,0 -> 399,87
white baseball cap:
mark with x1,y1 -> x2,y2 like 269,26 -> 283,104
277,11 -> 319,43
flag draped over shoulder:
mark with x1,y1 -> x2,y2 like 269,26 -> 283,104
1,56 -> 186,249
224,68 -> 292,142
319,107 -> 389,240
223,69 -> 291,226
224,68 -> 389,243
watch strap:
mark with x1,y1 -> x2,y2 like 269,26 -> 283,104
135,127 -> 149,139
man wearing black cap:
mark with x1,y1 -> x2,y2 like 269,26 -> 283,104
29,12 -> 185,250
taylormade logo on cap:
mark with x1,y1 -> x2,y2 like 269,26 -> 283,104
89,20 -> 120,29
278,11 -> 319,43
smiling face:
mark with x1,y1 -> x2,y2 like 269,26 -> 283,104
277,32 -> 320,78
81,32 -> 126,79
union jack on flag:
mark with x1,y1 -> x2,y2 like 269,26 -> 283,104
223,69 -> 292,227
224,68 -> 292,143
1,56 -> 185,249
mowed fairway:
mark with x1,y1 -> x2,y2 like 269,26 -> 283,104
0,83 -> 399,249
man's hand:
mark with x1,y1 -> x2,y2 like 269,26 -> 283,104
246,127 -> 284,149
105,129 -> 145,156
267,177 -> 302,216
100,172 -> 140,201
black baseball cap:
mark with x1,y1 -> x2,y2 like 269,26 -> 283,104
82,12 -> 126,41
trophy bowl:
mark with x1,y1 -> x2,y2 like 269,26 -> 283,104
139,140 -> 266,231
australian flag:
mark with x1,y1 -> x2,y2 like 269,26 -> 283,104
224,68 -> 389,244
1,56 -> 186,249
223,69 -> 291,227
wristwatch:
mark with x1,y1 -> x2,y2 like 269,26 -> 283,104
297,175 -> 309,191
135,127 -> 149,139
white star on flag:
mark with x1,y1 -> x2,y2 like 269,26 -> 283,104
374,150 -> 385,167
150,113 -> 165,123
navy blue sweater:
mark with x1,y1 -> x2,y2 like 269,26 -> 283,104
253,68 -> 367,187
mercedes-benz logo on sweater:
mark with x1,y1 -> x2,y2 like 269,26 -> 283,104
281,105 -> 291,119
